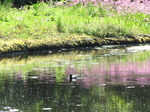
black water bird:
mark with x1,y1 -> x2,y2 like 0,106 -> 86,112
69,73 -> 77,82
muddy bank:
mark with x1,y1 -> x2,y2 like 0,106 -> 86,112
0,36 -> 150,54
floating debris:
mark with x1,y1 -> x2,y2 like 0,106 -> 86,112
126,86 -> 135,89
91,63 -> 99,65
29,76 -> 38,79
9,109 -> 19,112
76,104 -> 82,106
3,106 -> 11,110
42,108 -> 52,111
94,47 -> 101,50
61,48 -> 67,51
49,51 -> 52,53
101,84 -> 106,86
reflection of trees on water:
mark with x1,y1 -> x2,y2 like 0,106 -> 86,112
105,85 -> 150,112
0,77 -> 150,111
0,77 -> 103,112
1,47 -> 150,111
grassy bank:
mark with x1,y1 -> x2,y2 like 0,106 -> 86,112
0,2 -> 150,54
1,35 -> 150,54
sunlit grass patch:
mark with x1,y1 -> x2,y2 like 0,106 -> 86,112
0,2 -> 149,53
0,2 -> 149,40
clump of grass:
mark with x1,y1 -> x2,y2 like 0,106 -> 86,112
56,16 -> 65,32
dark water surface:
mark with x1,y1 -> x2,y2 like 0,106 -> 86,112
0,45 -> 150,112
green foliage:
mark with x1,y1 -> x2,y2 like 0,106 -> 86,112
0,2 -> 149,49
56,16 -> 65,32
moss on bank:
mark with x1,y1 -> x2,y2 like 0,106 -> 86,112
1,35 -> 150,54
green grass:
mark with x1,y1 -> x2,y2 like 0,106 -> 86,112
0,2 -> 149,54
0,2 -> 149,40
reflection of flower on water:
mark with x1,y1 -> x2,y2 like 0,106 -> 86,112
66,60 -> 150,88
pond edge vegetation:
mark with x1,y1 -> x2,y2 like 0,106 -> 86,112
1,35 -> 150,54
0,1 -> 150,54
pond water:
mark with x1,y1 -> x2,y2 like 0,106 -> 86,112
0,44 -> 150,112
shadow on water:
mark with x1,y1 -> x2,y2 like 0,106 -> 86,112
0,45 -> 150,111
